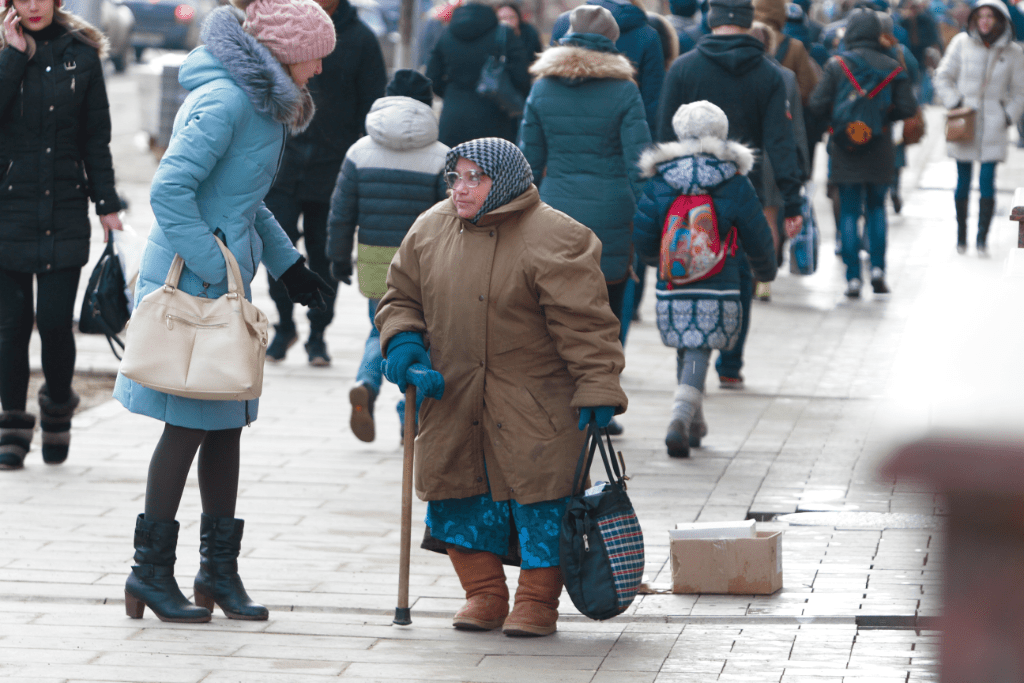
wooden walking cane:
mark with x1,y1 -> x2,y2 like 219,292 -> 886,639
394,383 -> 416,625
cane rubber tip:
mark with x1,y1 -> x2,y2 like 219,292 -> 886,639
393,608 -> 412,625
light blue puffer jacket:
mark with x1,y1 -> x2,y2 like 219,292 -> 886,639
113,7 -> 309,430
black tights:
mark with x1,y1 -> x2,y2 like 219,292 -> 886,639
0,267 -> 81,410
144,424 -> 243,522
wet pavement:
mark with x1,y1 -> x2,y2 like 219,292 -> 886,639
5,67 -> 1024,681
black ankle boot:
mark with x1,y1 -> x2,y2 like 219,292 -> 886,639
978,197 -> 996,253
955,198 -> 969,253
0,411 -> 35,470
125,514 -> 212,623
38,384 -> 79,465
194,514 -> 268,620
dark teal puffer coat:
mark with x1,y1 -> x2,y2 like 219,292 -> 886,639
518,33 -> 651,282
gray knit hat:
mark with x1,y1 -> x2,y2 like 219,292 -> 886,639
708,0 -> 754,28
445,138 -> 533,223
569,5 -> 621,42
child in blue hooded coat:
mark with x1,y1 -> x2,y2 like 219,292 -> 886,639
634,101 -> 776,458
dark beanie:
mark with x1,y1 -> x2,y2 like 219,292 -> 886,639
708,0 -> 754,28
385,69 -> 433,106
671,0 -> 700,17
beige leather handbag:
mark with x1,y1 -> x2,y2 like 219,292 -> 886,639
119,237 -> 269,401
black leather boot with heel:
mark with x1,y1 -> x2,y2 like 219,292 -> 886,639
124,514 -> 212,623
955,197 -> 969,253
193,514 -> 268,620
978,197 -> 995,254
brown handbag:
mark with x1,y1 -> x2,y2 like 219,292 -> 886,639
945,107 -> 976,142
902,107 -> 927,145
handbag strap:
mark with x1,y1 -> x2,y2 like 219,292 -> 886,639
495,24 -> 508,62
163,236 -> 246,300
569,420 -> 628,496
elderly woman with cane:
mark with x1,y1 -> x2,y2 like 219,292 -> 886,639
376,137 -> 628,637
112,0 -> 336,623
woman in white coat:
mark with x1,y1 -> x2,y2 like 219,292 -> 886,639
935,0 -> 1024,254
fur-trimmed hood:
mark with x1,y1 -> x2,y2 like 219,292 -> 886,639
365,96 -> 439,151
0,9 -> 108,60
639,138 -> 755,177
530,43 -> 636,83
191,6 -> 315,132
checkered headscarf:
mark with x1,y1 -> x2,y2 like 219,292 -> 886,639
445,138 -> 533,223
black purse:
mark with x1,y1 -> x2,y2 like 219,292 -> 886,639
78,239 -> 130,359
476,25 -> 525,118
560,421 -> 645,620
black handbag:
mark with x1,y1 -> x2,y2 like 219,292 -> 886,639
560,421 -> 645,621
78,239 -> 130,359
476,25 -> 525,118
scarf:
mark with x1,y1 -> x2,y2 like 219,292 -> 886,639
445,137 -> 533,223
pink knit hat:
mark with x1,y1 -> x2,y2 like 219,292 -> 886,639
238,0 -> 336,65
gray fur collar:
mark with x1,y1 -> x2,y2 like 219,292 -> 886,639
529,45 -> 636,82
200,6 -> 315,132
638,138 -> 755,178
0,10 -> 108,60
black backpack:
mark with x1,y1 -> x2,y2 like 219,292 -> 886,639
829,54 -> 902,153
78,239 -> 130,358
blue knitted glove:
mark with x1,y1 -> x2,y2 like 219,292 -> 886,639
578,406 -> 616,431
407,364 -> 445,400
383,332 -> 431,392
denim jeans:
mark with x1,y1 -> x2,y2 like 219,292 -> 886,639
356,298 -> 383,392
838,183 -> 888,281
715,252 -> 752,380
955,161 -> 997,200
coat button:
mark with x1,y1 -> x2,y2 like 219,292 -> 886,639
46,66 -> 51,72
478,295 -> 484,301
496,423 -> 502,429
479,360 -> 483,367
49,105 -> 54,111
45,190 -> 50,195
45,264 -> 52,270
46,148 -> 51,153
76,185 -> 80,189
472,420 -> 479,426
476,476 -> 483,483
45,230 -> 51,235
489,231 -> 495,237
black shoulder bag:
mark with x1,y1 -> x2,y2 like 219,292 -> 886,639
78,239 -> 130,359
560,421 -> 645,620
476,25 -> 526,118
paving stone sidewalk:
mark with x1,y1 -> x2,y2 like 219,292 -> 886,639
7,80 -> 1024,681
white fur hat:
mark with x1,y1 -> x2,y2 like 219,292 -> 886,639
672,100 -> 729,141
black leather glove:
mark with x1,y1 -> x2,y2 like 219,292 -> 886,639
278,257 -> 335,311
330,260 -> 352,285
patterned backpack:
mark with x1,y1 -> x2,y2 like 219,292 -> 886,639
659,194 -> 737,289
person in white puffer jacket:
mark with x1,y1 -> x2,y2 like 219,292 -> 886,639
326,69 -> 449,444
935,0 -> 1024,255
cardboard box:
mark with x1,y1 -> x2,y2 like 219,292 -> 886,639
670,530 -> 783,595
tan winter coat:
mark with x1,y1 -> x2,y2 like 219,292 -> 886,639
376,185 -> 628,505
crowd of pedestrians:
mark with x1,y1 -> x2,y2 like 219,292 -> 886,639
1,0 -> 1021,644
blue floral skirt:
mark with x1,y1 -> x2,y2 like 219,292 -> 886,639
655,296 -> 742,350
425,493 -> 569,568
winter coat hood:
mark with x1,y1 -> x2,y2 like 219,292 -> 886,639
593,0 -> 648,33
638,138 -> 755,184
696,33 -> 767,75
365,96 -> 440,150
449,3 -> 499,41
843,8 -> 882,51
968,0 -> 1015,42
0,9 -> 108,60
753,0 -> 786,32
190,6 -> 315,132
530,40 -> 636,84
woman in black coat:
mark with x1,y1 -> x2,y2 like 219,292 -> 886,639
426,0 -> 530,147
0,0 -> 122,470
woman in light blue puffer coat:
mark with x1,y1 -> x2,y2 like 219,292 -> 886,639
114,0 -> 336,625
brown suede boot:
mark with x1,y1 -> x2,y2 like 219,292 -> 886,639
448,548 -> 509,631
502,567 -> 563,637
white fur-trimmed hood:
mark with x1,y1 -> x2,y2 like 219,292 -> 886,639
638,138 -> 755,178
530,45 -> 636,82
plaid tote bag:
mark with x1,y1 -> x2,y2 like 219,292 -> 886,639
560,422 -> 645,620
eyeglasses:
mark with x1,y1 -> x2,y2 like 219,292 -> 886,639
445,170 -> 486,189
